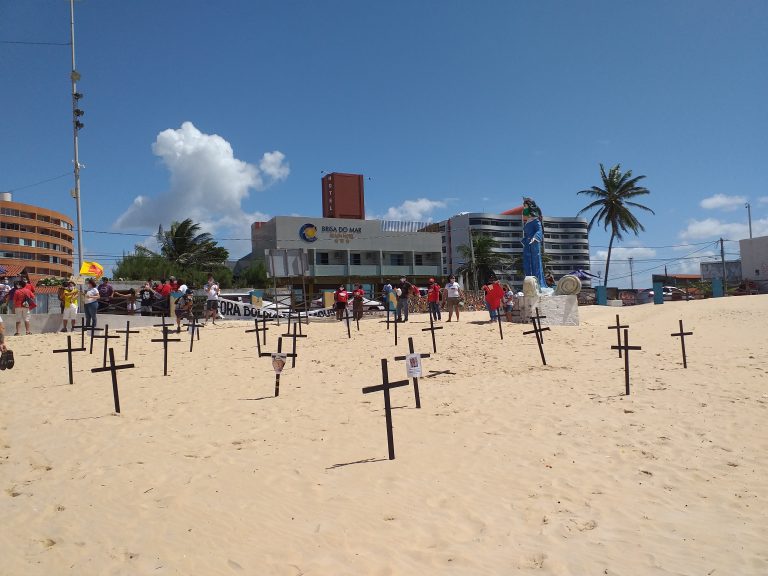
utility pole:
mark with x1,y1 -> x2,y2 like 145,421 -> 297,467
468,227 -> 476,291
628,257 -> 634,289
720,237 -> 727,292
746,202 -> 753,239
69,0 -> 85,274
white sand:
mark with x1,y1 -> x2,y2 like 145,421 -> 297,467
1,296 -> 767,575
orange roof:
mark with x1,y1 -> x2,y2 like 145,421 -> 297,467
0,262 -> 28,277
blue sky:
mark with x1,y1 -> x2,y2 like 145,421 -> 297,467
2,0 -> 767,287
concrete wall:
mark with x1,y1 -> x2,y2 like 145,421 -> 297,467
739,236 -> 768,283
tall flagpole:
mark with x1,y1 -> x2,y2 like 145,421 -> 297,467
70,0 -> 84,275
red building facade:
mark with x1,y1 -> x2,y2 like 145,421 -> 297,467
321,172 -> 365,220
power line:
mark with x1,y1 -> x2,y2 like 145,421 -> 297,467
0,40 -> 70,46
7,172 -> 72,193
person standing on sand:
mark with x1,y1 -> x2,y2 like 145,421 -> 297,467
427,278 -> 442,321
484,277 -> 504,321
396,277 -> 412,322
445,275 -> 464,322
352,284 -> 365,321
502,283 -> 514,322
60,281 -> 79,332
204,276 -> 220,325
84,279 -> 100,330
334,285 -> 349,321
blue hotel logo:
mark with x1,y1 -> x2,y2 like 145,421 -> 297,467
299,223 -> 318,242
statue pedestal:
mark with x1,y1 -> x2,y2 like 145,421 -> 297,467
513,294 -> 579,326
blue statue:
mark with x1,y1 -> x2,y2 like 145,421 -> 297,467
521,197 -> 547,288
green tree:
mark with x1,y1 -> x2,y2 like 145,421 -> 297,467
456,234 -> 513,290
137,219 -> 229,269
577,164 -> 654,286
113,218 -> 232,287
236,261 -> 268,288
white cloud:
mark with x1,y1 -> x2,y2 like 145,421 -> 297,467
758,196 -> 768,205
378,198 -> 447,222
114,121 -> 287,248
700,194 -> 747,211
678,218 -> 766,240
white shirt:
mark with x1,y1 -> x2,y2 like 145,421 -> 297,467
85,287 -> 100,303
206,283 -> 219,301
445,281 -> 461,298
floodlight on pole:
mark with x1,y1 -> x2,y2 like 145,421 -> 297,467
745,202 -> 752,239
69,0 -> 84,274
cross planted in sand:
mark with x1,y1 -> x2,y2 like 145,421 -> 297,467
53,335 -> 86,385
91,324 -> 121,369
150,326 -> 181,376
183,316 -> 205,352
394,336 -> 430,409
611,328 -> 642,395
115,321 -> 140,361
607,314 -> 629,358
90,347 -> 135,413
272,337 -> 296,397
73,318 -> 101,350
523,317 -> 550,366
362,359 -> 410,460
670,319 -> 693,369
530,308 -> 547,344
421,313 -> 443,353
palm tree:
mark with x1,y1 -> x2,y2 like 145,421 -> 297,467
135,218 -> 229,271
456,233 -> 513,290
577,164 -> 654,286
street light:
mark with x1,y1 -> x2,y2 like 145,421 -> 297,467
69,0 -> 84,275
746,202 -> 752,239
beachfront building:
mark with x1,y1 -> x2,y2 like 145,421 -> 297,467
244,216 -> 442,292
439,212 -> 592,287
0,192 -> 75,279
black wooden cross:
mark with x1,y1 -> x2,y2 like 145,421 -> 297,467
92,324 -> 121,368
280,322 -> 302,368
246,319 -> 271,358
380,307 -> 393,330
73,318 -> 101,350
152,315 -> 173,335
53,335 -> 86,385
421,313 -> 443,353
607,314 -> 629,358
344,306 -> 352,339
611,328 -> 642,395
361,358 -> 410,460
272,337 -> 296,397
150,326 -> 181,376
90,347 -> 135,413
115,321 -> 140,361
183,316 -> 205,352
496,309 -> 504,340
523,317 -> 550,366
394,337 -> 430,408
425,369 -> 457,378
530,308 -> 548,344
670,319 -> 693,369
282,309 -> 307,338
246,315 -> 271,347
394,312 -> 399,346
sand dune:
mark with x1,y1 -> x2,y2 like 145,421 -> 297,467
1,296 -> 767,575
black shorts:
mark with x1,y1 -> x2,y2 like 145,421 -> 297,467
335,302 -> 347,310
206,300 -> 218,311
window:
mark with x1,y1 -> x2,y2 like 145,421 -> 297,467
415,254 -> 423,266
350,253 -> 361,265
389,253 -> 404,266
317,252 -> 329,265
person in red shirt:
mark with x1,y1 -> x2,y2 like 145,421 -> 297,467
351,284 -> 365,321
427,278 -> 442,321
158,279 -> 172,315
484,277 -> 504,321
12,280 -> 35,335
334,285 -> 349,321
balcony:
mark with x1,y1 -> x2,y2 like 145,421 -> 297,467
381,265 -> 411,277
311,264 -> 348,277
413,265 -> 442,277
348,264 -> 379,276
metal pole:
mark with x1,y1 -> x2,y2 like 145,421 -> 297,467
69,0 -> 84,275
720,237 -> 727,293
468,228 -> 476,291
746,202 -> 752,239
628,257 -> 634,289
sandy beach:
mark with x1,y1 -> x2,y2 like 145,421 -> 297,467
1,296 -> 767,575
